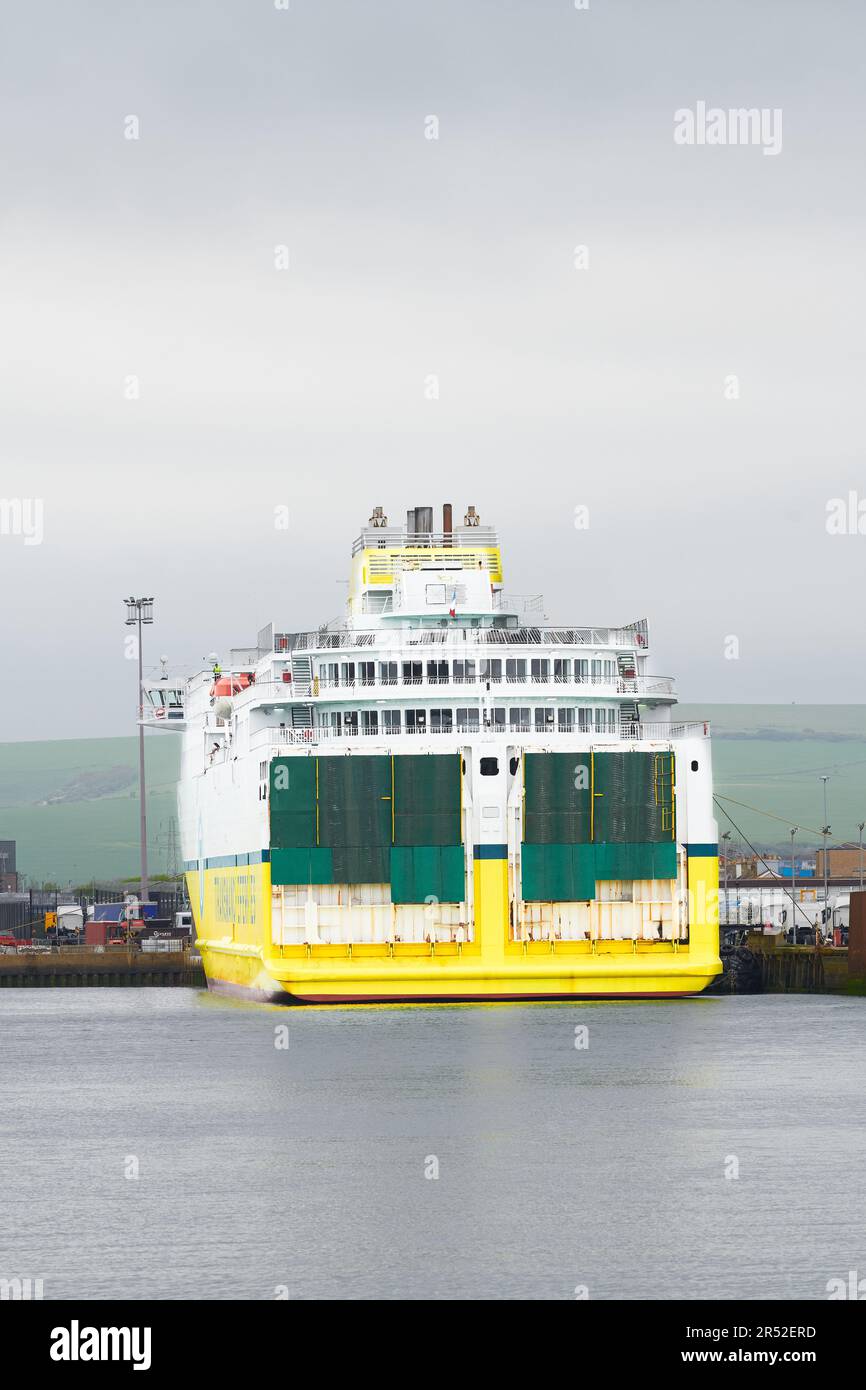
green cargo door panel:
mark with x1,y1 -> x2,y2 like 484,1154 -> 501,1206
520,840 -> 676,901
592,751 -> 674,843
523,753 -> 592,845
270,753 -> 464,889
393,754 -> 462,846
330,845 -> 390,885
593,841 -> 677,881
520,843 -> 597,902
270,846 -> 334,886
269,757 -> 317,849
390,845 -> 466,905
316,755 -> 392,848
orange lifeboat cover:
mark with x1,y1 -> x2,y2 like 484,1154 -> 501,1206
210,673 -> 253,698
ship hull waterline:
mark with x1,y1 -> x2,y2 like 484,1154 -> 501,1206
194,939 -> 721,1007
188,853 -> 721,1006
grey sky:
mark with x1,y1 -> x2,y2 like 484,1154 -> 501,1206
1,0 -> 864,739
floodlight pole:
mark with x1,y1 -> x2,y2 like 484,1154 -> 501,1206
820,775 -> 830,941
125,597 -> 154,904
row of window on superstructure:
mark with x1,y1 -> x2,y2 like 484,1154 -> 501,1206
316,656 -> 625,686
319,707 -> 620,734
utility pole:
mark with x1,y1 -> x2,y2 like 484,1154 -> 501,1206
790,826 -> 798,944
125,597 -> 154,904
720,831 -> 731,928
859,821 -> 864,893
820,775 -> 830,941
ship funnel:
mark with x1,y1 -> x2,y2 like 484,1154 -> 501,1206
415,506 -> 433,536
443,503 -> 452,546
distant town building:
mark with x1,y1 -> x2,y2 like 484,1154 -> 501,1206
722,852 -> 815,881
0,839 -> 17,892
756,855 -> 783,879
816,845 -> 866,879
721,854 -> 758,879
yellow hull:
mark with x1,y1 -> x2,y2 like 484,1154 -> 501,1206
187,853 -> 721,1005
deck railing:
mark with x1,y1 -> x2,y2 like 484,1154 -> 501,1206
256,672 -> 676,699
276,623 -> 649,653
251,720 -> 708,750
352,526 -> 499,553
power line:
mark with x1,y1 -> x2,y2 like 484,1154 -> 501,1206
714,797 -> 821,932
716,753 -> 866,781
714,793 -> 826,839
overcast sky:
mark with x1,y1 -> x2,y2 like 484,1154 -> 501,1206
1,0 -> 864,740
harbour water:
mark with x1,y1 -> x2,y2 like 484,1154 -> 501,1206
2,990 -> 864,1301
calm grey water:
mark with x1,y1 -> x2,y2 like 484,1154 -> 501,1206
1,989 -> 864,1300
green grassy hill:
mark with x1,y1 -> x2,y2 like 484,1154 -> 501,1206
677,705 -> 866,854
2,708 -> 864,882
0,735 -> 181,886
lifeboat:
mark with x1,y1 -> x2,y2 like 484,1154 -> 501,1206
209,672 -> 254,698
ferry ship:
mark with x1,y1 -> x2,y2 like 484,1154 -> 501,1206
145,505 -> 721,1003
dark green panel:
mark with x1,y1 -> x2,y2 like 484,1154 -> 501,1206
520,843 -> 596,902
269,758 -> 317,849
390,847 -> 414,904
331,845 -> 390,885
523,753 -> 592,845
593,752 -> 674,843
270,846 -> 333,886
393,754 -> 461,846
438,845 -> 466,902
317,755 -> 392,848
390,845 -> 466,904
593,841 -> 677,880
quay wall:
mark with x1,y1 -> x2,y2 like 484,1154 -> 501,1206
0,948 -> 205,988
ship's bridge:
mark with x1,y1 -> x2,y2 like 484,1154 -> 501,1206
142,675 -> 186,726
348,504 -> 505,626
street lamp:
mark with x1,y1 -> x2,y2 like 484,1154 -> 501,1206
720,831 -> 731,928
789,827 -> 798,944
859,822 -> 865,893
125,597 -> 154,903
820,775 -> 831,939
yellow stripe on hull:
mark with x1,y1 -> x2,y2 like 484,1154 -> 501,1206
187,854 -> 722,1005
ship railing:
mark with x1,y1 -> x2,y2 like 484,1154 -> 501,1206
358,595 -> 394,615
492,592 -> 546,614
251,720 -> 709,750
276,624 -> 650,653
352,527 -> 499,554
291,673 -> 675,698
